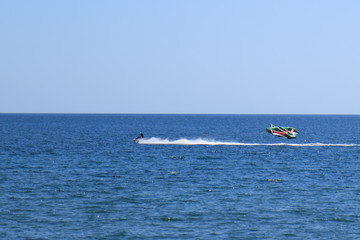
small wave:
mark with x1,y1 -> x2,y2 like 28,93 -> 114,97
137,138 -> 360,147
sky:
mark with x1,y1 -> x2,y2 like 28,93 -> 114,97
1,0 -> 360,114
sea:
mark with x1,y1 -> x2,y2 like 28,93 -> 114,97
1,114 -> 360,239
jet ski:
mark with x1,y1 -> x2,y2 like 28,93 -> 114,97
134,132 -> 145,143
134,136 -> 144,143
266,124 -> 299,139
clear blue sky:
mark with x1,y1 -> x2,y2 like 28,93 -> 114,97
1,0 -> 359,114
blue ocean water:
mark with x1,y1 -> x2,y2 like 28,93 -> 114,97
1,114 -> 360,239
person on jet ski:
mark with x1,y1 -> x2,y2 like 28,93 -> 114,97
140,132 -> 144,138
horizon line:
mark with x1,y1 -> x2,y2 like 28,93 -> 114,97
0,112 -> 359,116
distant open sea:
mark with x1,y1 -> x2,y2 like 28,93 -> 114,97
1,114 -> 360,239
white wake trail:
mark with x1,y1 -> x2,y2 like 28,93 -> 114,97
137,138 -> 360,147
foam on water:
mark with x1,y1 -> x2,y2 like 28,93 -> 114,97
138,137 -> 360,147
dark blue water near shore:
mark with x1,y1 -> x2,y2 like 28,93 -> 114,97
1,114 -> 360,239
